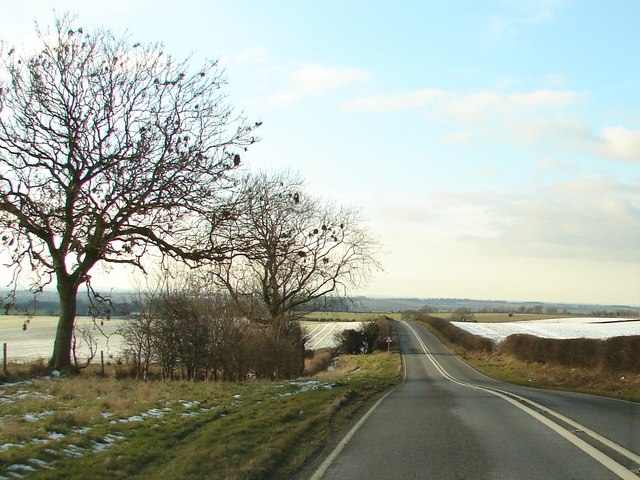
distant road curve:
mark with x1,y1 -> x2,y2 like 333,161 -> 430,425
305,320 -> 640,480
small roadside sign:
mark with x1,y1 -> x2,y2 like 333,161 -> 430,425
385,336 -> 392,353
385,337 -> 392,343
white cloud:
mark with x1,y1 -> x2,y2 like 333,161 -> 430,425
507,121 -> 640,164
236,46 -> 269,64
505,89 -> 581,111
490,0 -> 566,35
259,62 -> 370,107
473,177 -> 640,262
375,176 -> 640,265
345,84 -> 640,165
504,116 -> 594,150
543,73 -> 567,87
293,63 -> 370,94
533,156 -> 579,176
345,87 -> 582,119
441,130 -> 476,144
362,176 -> 640,304
438,88 -> 583,121
343,88 -> 446,112
597,126 -> 640,162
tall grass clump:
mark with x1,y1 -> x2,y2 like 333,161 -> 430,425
304,348 -> 333,376
0,359 -> 50,384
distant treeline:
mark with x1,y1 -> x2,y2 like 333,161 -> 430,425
2,290 -> 638,319
2,290 -> 131,317
299,296 -> 639,317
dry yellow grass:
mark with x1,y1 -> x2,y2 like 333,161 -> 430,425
0,352 -> 401,480
459,350 -> 640,402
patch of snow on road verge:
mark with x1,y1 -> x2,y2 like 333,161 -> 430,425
276,380 -> 335,397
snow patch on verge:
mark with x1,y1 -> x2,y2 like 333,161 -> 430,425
276,380 -> 335,397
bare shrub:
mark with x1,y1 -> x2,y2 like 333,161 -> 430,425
72,324 -> 98,369
239,321 -> 305,380
121,267 -> 308,382
333,316 -> 396,355
120,303 -> 156,381
361,320 -> 380,354
334,329 -> 367,354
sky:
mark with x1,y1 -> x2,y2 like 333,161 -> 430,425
1,0 -> 639,306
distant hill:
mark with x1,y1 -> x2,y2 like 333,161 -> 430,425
1,289 -> 132,317
314,296 -> 639,317
2,289 -> 637,318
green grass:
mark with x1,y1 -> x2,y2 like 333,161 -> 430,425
0,352 -> 401,479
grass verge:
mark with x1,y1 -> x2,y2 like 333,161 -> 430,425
0,352 -> 401,480
418,319 -> 640,403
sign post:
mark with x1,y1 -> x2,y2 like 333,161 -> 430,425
385,336 -> 392,353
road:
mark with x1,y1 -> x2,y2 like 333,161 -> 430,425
309,320 -> 640,479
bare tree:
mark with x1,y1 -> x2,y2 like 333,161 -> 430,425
211,171 -> 382,335
121,276 -> 165,380
71,323 -> 98,369
0,15 -> 258,370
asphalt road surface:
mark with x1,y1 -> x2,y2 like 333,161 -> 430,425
309,320 -> 640,479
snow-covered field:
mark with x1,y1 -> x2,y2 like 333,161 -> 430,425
453,317 -> 640,344
0,316 -> 358,361
0,316 -> 123,362
301,321 -> 362,350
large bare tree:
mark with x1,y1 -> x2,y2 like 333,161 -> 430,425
211,171 -> 382,335
0,15 -> 258,370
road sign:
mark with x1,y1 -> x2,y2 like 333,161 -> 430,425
385,336 -> 392,343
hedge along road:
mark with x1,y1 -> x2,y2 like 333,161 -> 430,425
308,320 -> 640,480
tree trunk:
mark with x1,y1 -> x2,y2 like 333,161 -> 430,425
50,279 -> 80,372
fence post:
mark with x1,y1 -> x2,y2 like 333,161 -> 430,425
3,343 -> 7,374
101,351 -> 105,377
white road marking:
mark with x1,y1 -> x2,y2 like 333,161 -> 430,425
309,348 -> 406,480
402,320 -> 640,480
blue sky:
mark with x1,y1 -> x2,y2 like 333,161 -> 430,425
2,1 -> 639,305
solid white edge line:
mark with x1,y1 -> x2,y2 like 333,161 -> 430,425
309,334 -> 407,480
402,320 -> 639,480
496,390 -> 640,466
